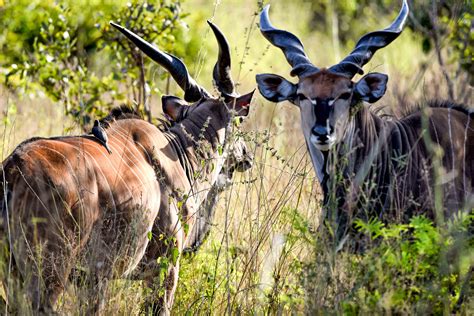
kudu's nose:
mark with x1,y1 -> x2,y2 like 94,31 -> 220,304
312,125 -> 333,142
311,124 -> 333,143
238,151 -> 253,172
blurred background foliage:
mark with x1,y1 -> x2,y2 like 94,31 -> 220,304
0,0 -> 472,314
1,0 -> 191,127
0,0 -> 471,129
309,0 -> 472,74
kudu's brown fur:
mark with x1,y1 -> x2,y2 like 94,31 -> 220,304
256,1 -> 473,243
1,21 -> 254,314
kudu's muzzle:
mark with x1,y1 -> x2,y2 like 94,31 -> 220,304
311,124 -> 333,143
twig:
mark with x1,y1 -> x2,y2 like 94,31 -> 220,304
138,53 -> 152,122
430,1 -> 455,100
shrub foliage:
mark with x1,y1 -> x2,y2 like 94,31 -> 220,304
0,0 -> 187,128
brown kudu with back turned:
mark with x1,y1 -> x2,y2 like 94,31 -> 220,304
256,0 -> 473,245
0,21 -> 254,314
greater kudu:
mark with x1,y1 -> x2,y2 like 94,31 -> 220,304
0,21 -> 254,314
255,0 -> 473,243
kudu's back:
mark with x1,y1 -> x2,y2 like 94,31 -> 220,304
0,117 -> 182,310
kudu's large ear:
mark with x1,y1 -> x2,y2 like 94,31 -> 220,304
162,95 -> 187,121
228,90 -> 255,117
354,73 -> 388,103
256,73 -> 297,103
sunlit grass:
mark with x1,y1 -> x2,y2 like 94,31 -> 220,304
0,0 -> 471,314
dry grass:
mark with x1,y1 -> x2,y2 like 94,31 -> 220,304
0,0 -> 471,314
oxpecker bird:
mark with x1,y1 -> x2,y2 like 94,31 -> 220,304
92,119 -> 112,154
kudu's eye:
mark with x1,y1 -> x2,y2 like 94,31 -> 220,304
338,92 -> 352,100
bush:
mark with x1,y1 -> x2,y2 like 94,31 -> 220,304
305,213 -> 473,314
0,0 -> 187,128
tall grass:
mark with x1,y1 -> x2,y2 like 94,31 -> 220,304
0,0 -> 472,314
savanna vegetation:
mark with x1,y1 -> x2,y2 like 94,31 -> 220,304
0,0 -> 472,314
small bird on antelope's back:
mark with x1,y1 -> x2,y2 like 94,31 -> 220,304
92,119 -> 112,154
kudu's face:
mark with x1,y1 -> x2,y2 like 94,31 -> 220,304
161,93 -> 253,147
257,70 -> 387,151
296,71 -> 353,150
161,91 -> 254,186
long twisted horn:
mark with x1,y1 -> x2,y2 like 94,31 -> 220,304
259,4 -> 318,77
207,21 -> 238,98
110,22 -> 210,102
329,0 -> 409,78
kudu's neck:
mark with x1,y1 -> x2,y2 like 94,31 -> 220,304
343,105 -> 387,169
323,105 -> 390,205
166,113 -> 230,251
169,115 -> 225,187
